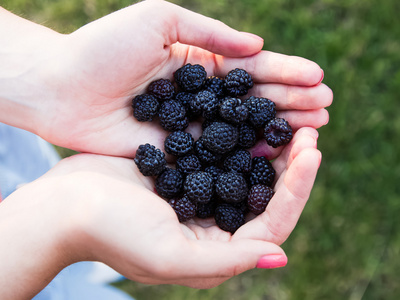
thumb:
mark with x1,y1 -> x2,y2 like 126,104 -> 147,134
153,0 -> 264,57
174,238 -> 287,281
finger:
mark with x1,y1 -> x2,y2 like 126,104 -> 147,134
234,147 -> 321,245
249,83 -> 333,110
213,51 -> 324,86
277,108 -> 330,130
158,1 -> 264,57
272,127 -> 319,174
165,239 -> 286,283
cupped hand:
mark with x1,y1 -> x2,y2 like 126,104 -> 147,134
0,127 -> 319,293
33,0 -> 332,156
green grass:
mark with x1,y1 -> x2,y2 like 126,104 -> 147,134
3,0 -> 400,299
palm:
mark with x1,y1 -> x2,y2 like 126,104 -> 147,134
39,0 -> 330,157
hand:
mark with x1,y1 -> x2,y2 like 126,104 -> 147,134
10,0 -> 332,156
0,125 -> 321,299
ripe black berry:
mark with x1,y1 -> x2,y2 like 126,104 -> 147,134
148,78 -> 175,101
214,204 -> 245,233
224,68 -> 254,96
174,63 -> 207,92
132,94 -> 160,122
176,154 -> 202,176
223,149 -> 252,173
155,168 -> 184,199
264,117 -> 293,148
249,156 -> 276,187
169,195 -> 197,222
164,131 -> 194,157
134,143 -> 166,176
215,172 -> 248,203
202,122 -> 239,154
219,97 -> 249,124
247,184 -> 274,215
245,96 -> 276,128
184,171 -> 214,204
158,100 -> 189,132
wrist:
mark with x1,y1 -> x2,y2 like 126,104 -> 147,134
0,176 -> 78,299
0,8 -> 65,135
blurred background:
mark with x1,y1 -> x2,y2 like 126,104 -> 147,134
2,0 -> 399,299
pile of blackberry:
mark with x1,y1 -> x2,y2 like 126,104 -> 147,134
132,64 -> 293,233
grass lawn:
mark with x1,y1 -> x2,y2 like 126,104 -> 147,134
3,0 -> 400,299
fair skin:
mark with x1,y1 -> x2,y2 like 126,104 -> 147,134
0,0 -> 332,299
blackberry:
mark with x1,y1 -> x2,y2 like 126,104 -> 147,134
264,118 -> 293,148
202,122 -> 239,154
196,198 -> 217,219
214,204 -> 245,233
223,149 -> 252,173
237,123 -> 257,149
169,195 -> 197,222
155,168 -> 184,199
245,96 -> 276,128
215,172 -> 248,203
147,78 -> 175,101
204,165 -> 224,183
164,131 -> 194,157
204,76 -> 225,98
176,154 -> 202,176
132,94 -> 160,122
190,90 -> 220,119
194,137 -> 222,165
134,143 -> 166,176
184,171 -> 214,204
219,97 -> 249,124
247,184 -> 274,215
224,68 -> 253,96
158,100 -> 189,132
249,156 -> 276,187
174,63 -> 207,92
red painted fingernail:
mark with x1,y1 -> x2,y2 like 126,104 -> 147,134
256,254 -> 288,269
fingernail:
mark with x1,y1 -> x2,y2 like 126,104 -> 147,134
240,31 -> 264,43
256,254 -> 287,269
317,69 -> 324,85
